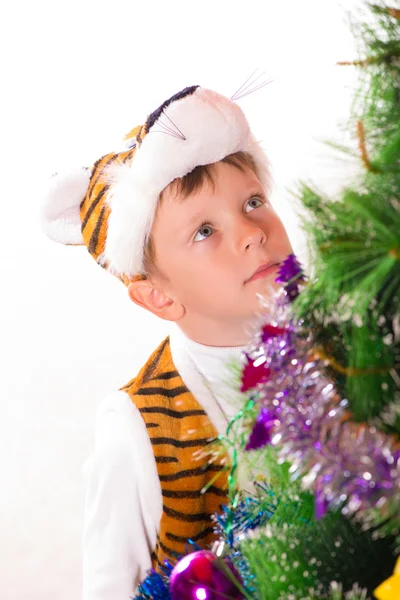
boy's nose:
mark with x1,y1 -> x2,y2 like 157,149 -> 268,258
238,222 -> 267,252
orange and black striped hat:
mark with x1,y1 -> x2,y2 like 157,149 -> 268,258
41,86 -> 270,285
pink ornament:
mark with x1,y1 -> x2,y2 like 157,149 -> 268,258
261,323 -> 287,342
240,354 -> 270,392
169,550 -> 244,600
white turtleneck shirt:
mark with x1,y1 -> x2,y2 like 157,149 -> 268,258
82,326 -> 248,600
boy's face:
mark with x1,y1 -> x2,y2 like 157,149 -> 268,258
148,161 -> 293,332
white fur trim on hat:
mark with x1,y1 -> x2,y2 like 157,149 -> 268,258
104,87 -> 271,277
41,167 -> 90,245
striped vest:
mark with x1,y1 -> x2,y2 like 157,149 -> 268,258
121,337 -> 229,570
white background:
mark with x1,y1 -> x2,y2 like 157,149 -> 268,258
1,1 -> 362,598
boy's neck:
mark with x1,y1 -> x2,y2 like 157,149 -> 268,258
175,316 -> 257,347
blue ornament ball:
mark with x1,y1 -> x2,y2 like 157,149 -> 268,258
169,550 -> 244,600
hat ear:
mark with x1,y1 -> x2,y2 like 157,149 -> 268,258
41,167 -> 91,245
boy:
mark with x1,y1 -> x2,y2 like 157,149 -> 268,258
42,86 -> 293,599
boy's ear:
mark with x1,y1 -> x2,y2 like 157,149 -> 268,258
127,278 -> 185,322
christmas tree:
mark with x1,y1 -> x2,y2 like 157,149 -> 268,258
136,3 -> 400,599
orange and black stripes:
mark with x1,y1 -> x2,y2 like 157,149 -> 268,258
158,465 -> 225,482
156,456 -> 178,464
162,486 -> 226,499
135,386 -> 190,398
121,337 -> 229,570
79,147 -> 136,277
139,406 -> 206,418
81,183 -> 110,233
166,527 -> 214,544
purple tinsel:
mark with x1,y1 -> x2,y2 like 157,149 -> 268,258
275,253 -> 306,301
243,255 -> 400,528
245,407 -> 278,451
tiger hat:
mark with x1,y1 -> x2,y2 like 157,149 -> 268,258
42,85 -> 271,285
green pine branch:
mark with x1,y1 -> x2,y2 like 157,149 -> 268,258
293,2 -> 400,424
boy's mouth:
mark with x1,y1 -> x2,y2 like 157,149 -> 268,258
245,261 -> 279,284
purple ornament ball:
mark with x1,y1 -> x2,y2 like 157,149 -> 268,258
169,550 -> 244,600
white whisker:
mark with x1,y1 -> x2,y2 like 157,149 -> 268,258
156,118 -> 180,136
231,68 -> 260,100
149,129 -> 184,140
233,69 -> 267,99
153,117 -> 186,140
162,111 -> 186,140
233,78 -> 272,100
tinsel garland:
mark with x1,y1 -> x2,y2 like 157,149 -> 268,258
135,569 -> 171,600
243,255 -> 400,540
134,489 -> 275,600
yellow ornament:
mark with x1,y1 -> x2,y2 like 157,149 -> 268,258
374,557 -> 400,600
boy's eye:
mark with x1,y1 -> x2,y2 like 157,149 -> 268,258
194,224 -> 214,242
245,197 -> 264,213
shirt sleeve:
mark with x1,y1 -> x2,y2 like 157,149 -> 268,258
82,390 -> 162,600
